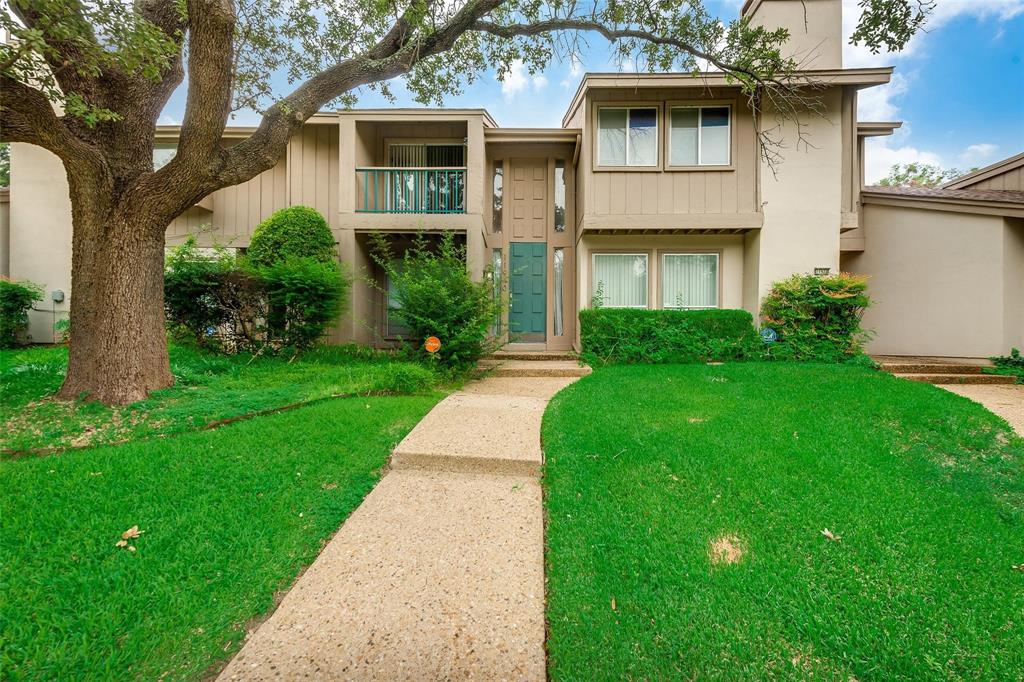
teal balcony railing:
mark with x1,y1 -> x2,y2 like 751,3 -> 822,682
355,167 -> 466,214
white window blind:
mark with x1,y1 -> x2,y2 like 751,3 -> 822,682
662,254 -> 719,309
593,254 -> 648,308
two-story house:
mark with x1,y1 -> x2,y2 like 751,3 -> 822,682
4,0 -> 1023,357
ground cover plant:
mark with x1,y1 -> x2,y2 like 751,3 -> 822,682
1,344 -> 435,453
0,393 -> 439,680
543,363 -> 1024,679
987,348 -> 1024,384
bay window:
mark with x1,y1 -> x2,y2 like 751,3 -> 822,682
662,253 -> 719,309
592,254 -> 648,308
597,107 -> 658,167
669,106 -> 731,166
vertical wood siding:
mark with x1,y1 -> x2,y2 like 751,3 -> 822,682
580,88 -> 759,219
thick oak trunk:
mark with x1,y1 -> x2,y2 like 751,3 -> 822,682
58,199 -> 174,405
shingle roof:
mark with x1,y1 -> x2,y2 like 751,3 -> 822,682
862,185 -> 1024,205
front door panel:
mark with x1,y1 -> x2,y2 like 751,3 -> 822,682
510,242 -> 546,341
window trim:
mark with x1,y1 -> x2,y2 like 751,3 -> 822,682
590,251 -> 651,309
593,104 -> 663,171
657,250 -> 723,310
665,101 -> 735,171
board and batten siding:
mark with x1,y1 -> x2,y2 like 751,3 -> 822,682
166,123 -> 340,245
580,88 -> 759,220
961,167 -> 1024,192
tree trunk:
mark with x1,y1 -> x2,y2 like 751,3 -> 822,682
58,197 -> 174,405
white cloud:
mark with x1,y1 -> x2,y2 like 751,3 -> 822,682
857,72 -> 908,121
958,143 -> 999,167
560,56 -> 584,88
844,0 -> 1023,181
500,60 -> 549,99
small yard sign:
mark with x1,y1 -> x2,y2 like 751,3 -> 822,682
424,336 -> 441,353
760,327 -> 778,344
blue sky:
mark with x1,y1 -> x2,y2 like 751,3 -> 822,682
161,0 -> 1024,183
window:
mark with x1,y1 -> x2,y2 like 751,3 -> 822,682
554,160 -> 566,232
492,161 -> 503,233
386,259 -> 410,337
153,145 -> 176,170
598,107 -> 658,167
592,254 -> 648,308
553,248 -> 565,335
491,248 -> 503,335
669,106 -> 731,166
662,253 -> 719,309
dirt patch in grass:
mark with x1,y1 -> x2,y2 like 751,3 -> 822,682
709,534 -> 746,566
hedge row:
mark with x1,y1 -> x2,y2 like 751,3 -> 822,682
579,308 -> 761,365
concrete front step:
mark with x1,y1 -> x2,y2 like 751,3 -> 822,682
487,350 -> 577,362
478,359 -> 591,378
881,362 -> 987,375
899,373 -> 1016,385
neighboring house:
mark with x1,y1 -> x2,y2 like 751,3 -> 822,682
3,0 -> 1023,357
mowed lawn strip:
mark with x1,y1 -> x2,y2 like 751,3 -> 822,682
1,344 -> 436,452
542,363 -> 1024,680
0,393 -> 440,680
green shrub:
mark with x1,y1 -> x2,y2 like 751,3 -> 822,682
247,206 -> 336,268
369,232 -> 501,369
760,272 -> 872,362
164,237 -> 241,347
579,308 -> 760,365
0,278 -> 43,348
988,348 -> 1024,384
259,257 -> 349,350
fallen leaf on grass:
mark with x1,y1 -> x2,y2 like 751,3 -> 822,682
122,526 -> 143,540
1013,564 -> 1024,573
321,482 -> 338,491
821,528 -> 841,542
610,597 -> 617,611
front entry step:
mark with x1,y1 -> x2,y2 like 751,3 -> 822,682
899,373 -> 1016,385
478,358 -> 591,378
487,350 -> 577,362
874,355 -> 1013,385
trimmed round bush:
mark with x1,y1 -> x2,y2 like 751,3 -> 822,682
247,206 -> 336,267
0,278 -> 43,348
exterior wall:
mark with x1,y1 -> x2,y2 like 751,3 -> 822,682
754,87 -> 844,315
745,0 -> 843,70
845,203 -> 1022,357
577,87 -> 761,231
1004,218 -> 1024,353
8,143 -> 72,343
0,189 -> 10,277
575,234 -> 746,315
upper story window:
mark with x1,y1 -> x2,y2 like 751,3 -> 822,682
554,160 -> 566,232
669,106 -> 731,167
492,160 -> 503,232
153,144 -> 176,170
597,107 -> 658,167
388,142 -> 465,167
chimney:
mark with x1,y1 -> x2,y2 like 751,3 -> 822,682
741,0 -> 843,70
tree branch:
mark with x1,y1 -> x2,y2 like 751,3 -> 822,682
0,75 -> 98,162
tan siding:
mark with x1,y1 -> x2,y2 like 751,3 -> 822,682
967,167 -> 1024,192
579,87 -> 759,223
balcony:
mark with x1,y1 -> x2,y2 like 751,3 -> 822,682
355,167 -> 466,214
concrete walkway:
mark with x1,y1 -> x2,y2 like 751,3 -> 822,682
218,359 -> 585,681
940,383 -> 1024,436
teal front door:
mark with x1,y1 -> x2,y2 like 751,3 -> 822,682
510,242 -> 546,341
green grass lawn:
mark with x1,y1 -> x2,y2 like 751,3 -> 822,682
0,392 -> 440,680
542,363 -> 1024,680
1,344 -> 437,453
